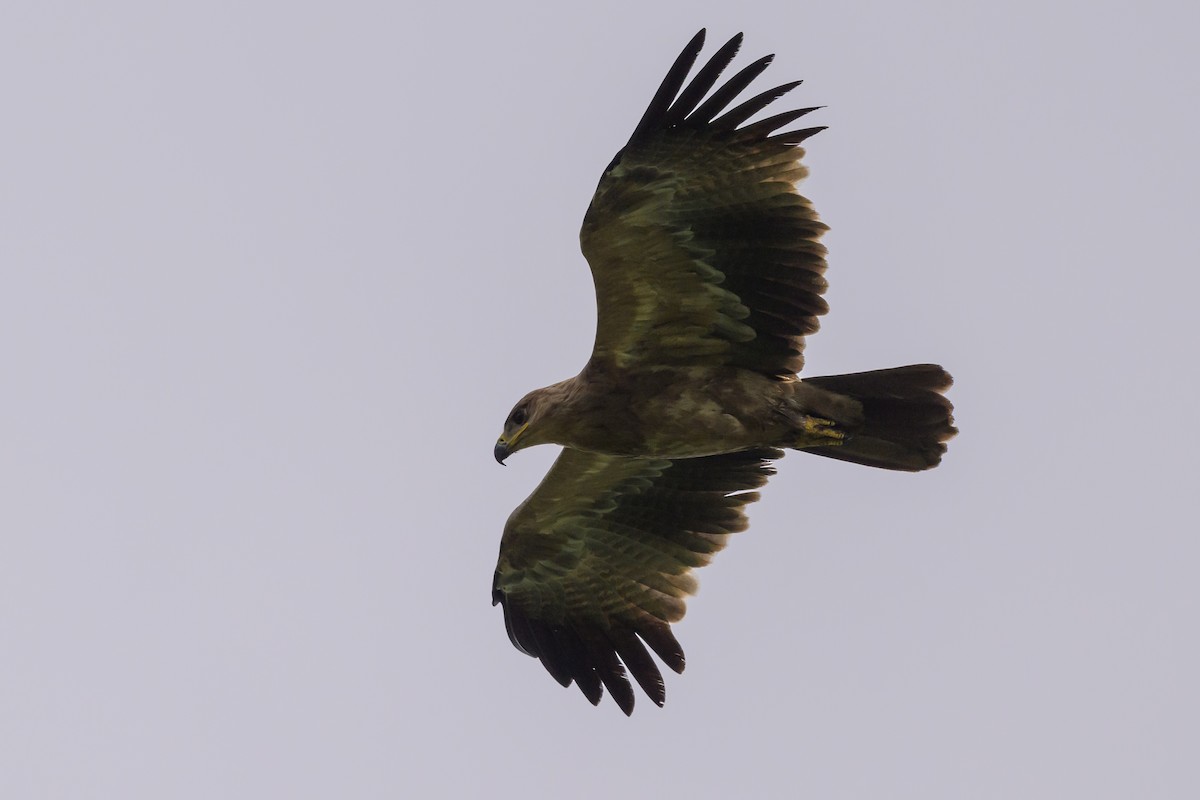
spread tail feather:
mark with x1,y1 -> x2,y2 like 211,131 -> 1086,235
803,364 -> 957,471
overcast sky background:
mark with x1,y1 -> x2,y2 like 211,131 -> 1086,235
3,1 -> 1197,797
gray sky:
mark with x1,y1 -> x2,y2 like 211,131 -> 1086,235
3,1 -> 1197,797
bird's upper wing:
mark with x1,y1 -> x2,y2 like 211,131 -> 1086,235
581,30 -> 830,379
492,445 -> 781,714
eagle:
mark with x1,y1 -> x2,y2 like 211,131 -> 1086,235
491,30 -> 956,714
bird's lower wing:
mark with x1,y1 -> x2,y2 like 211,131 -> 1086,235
493,446 -> 781,714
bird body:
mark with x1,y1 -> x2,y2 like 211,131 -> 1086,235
502,363 -> 860,459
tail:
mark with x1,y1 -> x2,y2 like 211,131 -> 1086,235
803,364 -> 957,472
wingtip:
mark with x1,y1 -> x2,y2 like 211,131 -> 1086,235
770,125 -> 828,145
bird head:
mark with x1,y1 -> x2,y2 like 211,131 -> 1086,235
494,390 -> 545,464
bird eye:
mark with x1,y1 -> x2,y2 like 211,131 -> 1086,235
511,407 -> 528,426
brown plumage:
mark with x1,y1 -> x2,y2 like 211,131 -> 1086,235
492,30 -> 957,714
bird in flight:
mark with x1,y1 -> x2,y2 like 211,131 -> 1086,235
492,30 -> 956,714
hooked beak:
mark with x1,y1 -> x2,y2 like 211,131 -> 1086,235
494,422 -> 529,465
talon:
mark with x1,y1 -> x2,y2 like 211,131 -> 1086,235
797,416 -> 845,447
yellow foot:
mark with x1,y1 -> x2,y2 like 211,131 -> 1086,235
795,416 -> 846,447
